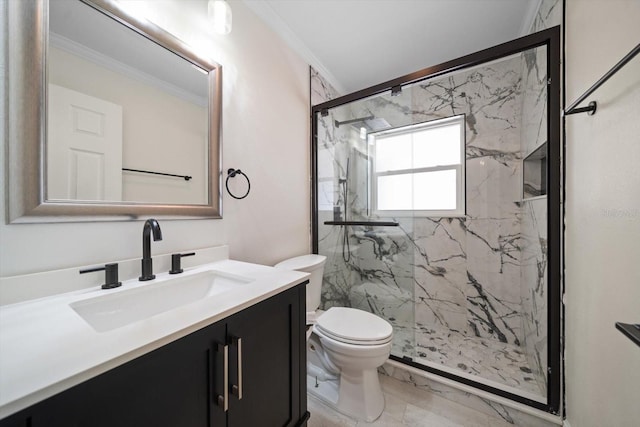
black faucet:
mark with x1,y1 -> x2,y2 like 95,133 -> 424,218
139,218 -> 163,281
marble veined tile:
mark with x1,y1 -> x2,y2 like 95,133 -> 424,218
412,56 -> 523,152
307,373 -> 550,427
530,0 -> 562,33
520,198 -> 548,394
412,327 -> 543,396
311,67 -> 341,106
308,394 -> 357,427
378,374 -> 495,427
403,403 -> 487,427
350,280 -> 415,355
466,157 -> 522,219
380,364 -> 557,426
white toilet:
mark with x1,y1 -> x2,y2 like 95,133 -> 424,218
274,255 -> 393,422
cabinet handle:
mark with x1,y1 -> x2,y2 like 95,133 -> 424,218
231,336 -> 243,400
215,343 -> 229,412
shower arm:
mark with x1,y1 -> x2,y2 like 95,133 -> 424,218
334,115 -> 375,128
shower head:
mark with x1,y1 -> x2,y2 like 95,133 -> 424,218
362,117 -> 391,131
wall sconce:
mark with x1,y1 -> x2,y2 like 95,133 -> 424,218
208,0 -> 232,35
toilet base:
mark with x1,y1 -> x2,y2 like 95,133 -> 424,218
307,363 -> 385,422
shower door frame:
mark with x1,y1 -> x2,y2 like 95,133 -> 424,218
311,26 -> 562,414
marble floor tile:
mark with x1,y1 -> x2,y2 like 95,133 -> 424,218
306,374 -> 518,427
356,412 -> 407,427
402,403 -> 487,427
373,391 -> 407,423
379,374 -> 492,426
308,394 -> 357,427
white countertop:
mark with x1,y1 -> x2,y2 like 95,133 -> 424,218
0,258 -> 309,419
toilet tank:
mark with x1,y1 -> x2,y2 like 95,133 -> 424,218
274,254 -> 326,313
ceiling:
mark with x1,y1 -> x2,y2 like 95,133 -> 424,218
244,0 -> 540,94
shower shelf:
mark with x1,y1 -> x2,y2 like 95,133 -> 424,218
323,221 -> 399,227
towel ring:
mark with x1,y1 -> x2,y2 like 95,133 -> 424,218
226,168 -> 251,199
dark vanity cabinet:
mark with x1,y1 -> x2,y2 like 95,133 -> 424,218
0,284 -> 308,427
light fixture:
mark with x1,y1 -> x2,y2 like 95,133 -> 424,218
208,0 -> 232,35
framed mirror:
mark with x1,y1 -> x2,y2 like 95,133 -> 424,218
6,0 -> 222,223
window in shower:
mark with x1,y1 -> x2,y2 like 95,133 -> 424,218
369,115 -> 465,217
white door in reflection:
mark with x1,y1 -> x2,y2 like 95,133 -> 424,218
47,84 -> 123,201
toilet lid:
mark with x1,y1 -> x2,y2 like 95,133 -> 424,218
274,254 -> 326,271
315,307 -> 393,345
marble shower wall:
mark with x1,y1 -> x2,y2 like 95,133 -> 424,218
520,197 -> 548,393
313,80 -> 362,314
315,105 -> 418,348
312,66 -> 363,316
531,0 -> 562,36
311,66 -> 341,106
332,55 -> 527,351
409,57 -> 525,348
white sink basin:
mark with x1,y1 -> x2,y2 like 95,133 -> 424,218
70,271 -> 253,332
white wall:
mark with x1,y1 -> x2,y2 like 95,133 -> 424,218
0,0 -> 310,278
565,0 -> 640,425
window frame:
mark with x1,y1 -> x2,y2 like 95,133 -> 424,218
369,114 -> 466,217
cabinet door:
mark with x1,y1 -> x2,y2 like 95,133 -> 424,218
225,286 -> 304,427
0,414 -> 25,427
13,321 -> 226,427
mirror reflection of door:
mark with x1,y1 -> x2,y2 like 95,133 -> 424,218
47,84 -> 123,201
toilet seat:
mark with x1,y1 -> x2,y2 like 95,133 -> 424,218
315,307 -> 393,346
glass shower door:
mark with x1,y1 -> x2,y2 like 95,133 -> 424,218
315,98 -> 417,358
312,28 -> 560,412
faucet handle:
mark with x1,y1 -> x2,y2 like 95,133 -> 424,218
80,263 -> 122,289
169,252 -> 196,274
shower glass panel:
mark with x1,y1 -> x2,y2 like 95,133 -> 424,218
315,96 -> 417,356
314,43 -> 551,405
